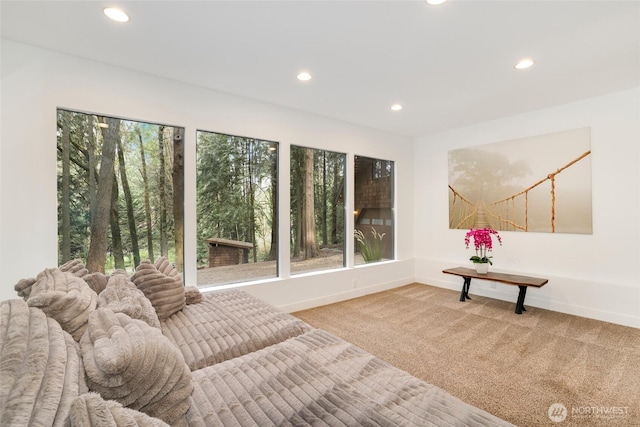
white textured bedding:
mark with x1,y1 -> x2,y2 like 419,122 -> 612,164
161,290 -> 312,371
182,329 -> 515,427
4,267 -> 514,427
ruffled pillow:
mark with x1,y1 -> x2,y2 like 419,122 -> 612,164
0,299 -> 87,426
184,286 -> 203,305
59,259 -> 109,294
80,309 -> 192,424
27,268 -> 97,341
85,272 -> 108,295
14,260 -> 87,301
68,393 -> 170,427
154,257 -> 183,287
14,277 -> 36,300
98,272 -> 160,329
60,258 -> 89,277
131,260 -> 185,320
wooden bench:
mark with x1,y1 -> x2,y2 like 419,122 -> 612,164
442,267 -> 548,314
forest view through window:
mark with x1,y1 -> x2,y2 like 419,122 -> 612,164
57,109 -> 184,275
196,131 -> 278,286
290,146 -> 345,274
354,155 -> 394,264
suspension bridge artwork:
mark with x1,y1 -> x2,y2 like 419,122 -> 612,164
448,127 -> 592,234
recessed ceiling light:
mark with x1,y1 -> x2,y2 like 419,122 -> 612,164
515,58 -> 534,70
297,72 -> 312,81
426,0 -> 448,5
104,7 -> 130,23
390,104 -> 403,111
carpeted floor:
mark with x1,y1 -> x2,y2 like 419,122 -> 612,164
292,283 -> 640,427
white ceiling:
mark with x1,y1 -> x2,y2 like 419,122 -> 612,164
2,1 -> 639,138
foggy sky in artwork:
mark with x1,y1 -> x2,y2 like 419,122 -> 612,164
448,127 -> 592,234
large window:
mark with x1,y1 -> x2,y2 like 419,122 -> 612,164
290,146 -> 346,274
57,109 -> 395,281
57,109 -> 184,274
354,155 -> 394,264
196,131 -> 278,286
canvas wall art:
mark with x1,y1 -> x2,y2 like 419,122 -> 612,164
448,127 -> 592,234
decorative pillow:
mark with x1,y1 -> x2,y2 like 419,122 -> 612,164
154,256 -> 183,287
80,309 -> 192,424
0,299 -> 87,426
184,286 -> 203,305
60,258 -> 89,277
85,272 -> 109,295
98,272 -> 161,329
14,277 -> 36,300
14,259 -> 99,300
131,260 -> 185,320
27,268 -> 98,341
111,269 -> 130,278
58,259 -> 110,294
68,393 -> 170,427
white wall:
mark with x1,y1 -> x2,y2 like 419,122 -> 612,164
414,87 -> 640,328
3,39 -> 638,328
0,40 -> 415,308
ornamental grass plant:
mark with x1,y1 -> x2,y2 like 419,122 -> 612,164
354,227 -> 386,263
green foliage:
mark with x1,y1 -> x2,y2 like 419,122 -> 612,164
290,145 -> 346,257
354,227 -> 386,263
196,131 -> 277,266
469,255 -> 493,265
57,110 -> 179,273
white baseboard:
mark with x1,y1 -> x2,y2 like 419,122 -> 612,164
523,295 -> 640,328
278,276 -> 415,313
415,275 -> 640,329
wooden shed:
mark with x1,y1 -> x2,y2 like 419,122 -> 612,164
205,237 -> 253,268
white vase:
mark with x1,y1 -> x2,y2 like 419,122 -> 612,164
474,263 -> 489,274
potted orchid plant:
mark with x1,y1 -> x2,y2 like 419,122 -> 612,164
464,227 -> 502,273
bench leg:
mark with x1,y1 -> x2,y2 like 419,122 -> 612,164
515,285 -> 528,314
459,277 -> 472,302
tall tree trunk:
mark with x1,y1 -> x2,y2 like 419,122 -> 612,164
88,116 -> 97,225
87,117 -> 119,273
267,151 -> 278,261
331,173 -> 343,244
302,148 -> 319,259
117,138 -> 140,268
158,126 -> 168,257
138,129 -> 154,262
291,148 -> 303,258
247,141 -> 257,263
60,115 -> 71,262
294,198 -> 303,258
172,127 -> 184,272
321,151 -> 328,247
109,175 -> 125,270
